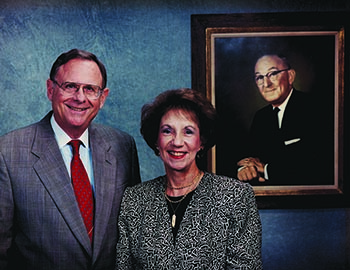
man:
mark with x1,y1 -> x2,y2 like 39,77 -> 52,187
0,49 -> 141,269
237,54 -> 330,185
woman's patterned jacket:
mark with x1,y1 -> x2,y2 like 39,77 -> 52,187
116,172 -> 262,270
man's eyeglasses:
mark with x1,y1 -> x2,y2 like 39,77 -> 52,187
255,68 -> 290,85
52,80 -> 103,100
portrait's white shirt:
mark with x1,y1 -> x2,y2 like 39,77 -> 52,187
272,88 -> 293,128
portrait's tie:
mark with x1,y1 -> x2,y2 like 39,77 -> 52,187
69,140 -> 94,243
273,107 -> 280,130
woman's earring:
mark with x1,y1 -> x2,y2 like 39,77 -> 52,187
196,147 -> 204,159
155,145 -> 160,156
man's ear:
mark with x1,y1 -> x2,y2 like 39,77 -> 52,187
46,79 -> 54,101
99,88 -> 109,109
288,69 -> 296,85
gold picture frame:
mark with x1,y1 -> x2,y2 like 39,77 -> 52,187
191,12 -> 349,208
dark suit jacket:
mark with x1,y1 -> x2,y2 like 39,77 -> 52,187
248,90 -> 331,185
0,112 -> 141,270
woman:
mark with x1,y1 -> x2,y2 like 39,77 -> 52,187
116,88 -> 262,269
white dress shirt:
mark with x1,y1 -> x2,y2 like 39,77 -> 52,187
50,115 -> 95,191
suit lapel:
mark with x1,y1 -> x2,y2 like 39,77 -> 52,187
153,181 -> 175,253
280,90 -> 305,129
176,180 -> 206,247
32,113 -> 92,254
280,90 -> 303,139
89,125 -> 117,261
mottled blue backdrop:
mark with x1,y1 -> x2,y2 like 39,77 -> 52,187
0,0 -> 349,269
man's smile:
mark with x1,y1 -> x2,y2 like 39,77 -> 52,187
66,104 -> 89,112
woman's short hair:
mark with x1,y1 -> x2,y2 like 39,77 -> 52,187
140,88 -> 218,156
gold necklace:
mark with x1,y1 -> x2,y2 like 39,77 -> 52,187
164,171 -> 203,228
166,171 -> 201,190
166,195 -> 186,228
164,192 -> 188,204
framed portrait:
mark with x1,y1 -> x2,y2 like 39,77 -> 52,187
191,12 -> 349,208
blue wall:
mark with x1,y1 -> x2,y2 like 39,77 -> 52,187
0,0 -> 349,269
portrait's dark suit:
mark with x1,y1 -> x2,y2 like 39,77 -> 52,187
248,90 -> 331,185
0,111 -> 141,270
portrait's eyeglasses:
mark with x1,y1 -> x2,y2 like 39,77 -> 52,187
52,80 -> 103,100
255,68 -> 290,85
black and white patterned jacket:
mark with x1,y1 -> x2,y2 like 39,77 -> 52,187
116,172 -> 262,270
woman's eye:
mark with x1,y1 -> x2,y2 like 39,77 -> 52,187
185,129 -> 194,135
161,128 -> 172,134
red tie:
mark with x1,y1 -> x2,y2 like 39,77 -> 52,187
69,140 -> 94,242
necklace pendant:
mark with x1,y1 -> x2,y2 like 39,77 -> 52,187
172,214 -> 176,228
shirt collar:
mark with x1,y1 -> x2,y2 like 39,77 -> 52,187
273,88 -> 293,113
50,114 -> 89,149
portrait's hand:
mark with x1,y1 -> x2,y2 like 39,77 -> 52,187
237,157 -> 266,182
